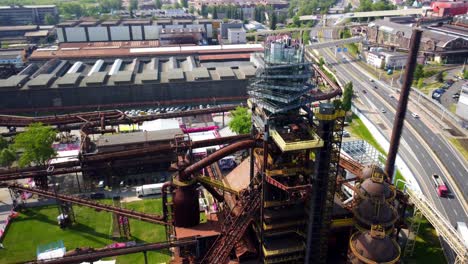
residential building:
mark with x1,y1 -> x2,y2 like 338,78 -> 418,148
0,5 -> 58,26
220,23 -> 243,39
227,28 -> 246,44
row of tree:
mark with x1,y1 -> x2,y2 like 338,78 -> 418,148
0,123 -> 57,168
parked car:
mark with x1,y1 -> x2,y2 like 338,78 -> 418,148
343,130 -> 351,137
381,108 -> 387,113
90,193 -> 105,199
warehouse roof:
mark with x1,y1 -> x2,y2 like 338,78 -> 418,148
216,67 -> 235,79
110,71 -> 133,84
26,74 -> 55,88
139,70 -> 159,83
187,67 -> 210,81
24,30 -> 50,37
83,72 -> 107,85
56,73 -> 82,87
96,128 -> 182,147
0,75 -> 29,89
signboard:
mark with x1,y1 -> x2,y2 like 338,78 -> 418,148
337,47 -> 342,52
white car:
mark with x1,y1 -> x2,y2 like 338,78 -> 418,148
411,113 -> 419,118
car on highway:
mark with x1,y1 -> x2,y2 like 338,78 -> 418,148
389,94 -> 394,99
374,85 -> 378,89
431,174 -> 448,197
369,78 -> 374,82
380,108 -> 386,113
411,113 -> 419,118
362,90 -> 367,94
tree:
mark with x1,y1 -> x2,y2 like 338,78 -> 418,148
292,15 -> 300,27
173,2 -> 181,9
181,0 -> 188,8
0,136 -> 7,150
13,123 -> 57,168
464,69 -> 468,80
129,0 -> 138,11
270,12 -> 277,30
212,6 -> 218,19
342,82 -> 354,111
189,5 -> 195,13
302,30 -> 310,44
0,148 -> 15,168
417,78 -> 424,89
332,99 -> 343,110
155,0 -> 162,9
228,107 -> 251,134
319,57 -> 325,67
436,71 -> 444,83
201,4 -> 208,18
44,14 -> 57,25
413,64 -> 424,81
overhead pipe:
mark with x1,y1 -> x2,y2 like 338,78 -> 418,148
180,139 -> 257,180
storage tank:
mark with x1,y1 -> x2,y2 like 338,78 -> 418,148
88,59 -> 104,76
67,61 -> 83,74
109,59 -> 123,76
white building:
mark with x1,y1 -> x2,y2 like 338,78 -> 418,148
367,50 -> 423,69
366,51 -> 385,68
227,27 -> 246,44
456,83 -> 468,121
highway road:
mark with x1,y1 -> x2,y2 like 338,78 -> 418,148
313,28 -> 467,262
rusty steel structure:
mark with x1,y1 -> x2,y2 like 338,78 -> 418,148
0,36 -> 411,264
0,105 -> 237,128
384,29 -> 423,180
26,238 -> 198,264
8,184 -> 168,225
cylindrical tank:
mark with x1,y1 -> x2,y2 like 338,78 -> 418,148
173,185 -> 200,227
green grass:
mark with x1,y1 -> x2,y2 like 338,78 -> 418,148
348,114 -> 386,154
0,198 -> 171,264
0,205 -> 113,263
404,217 -> 446,264
448,138 -> 468,162
345,43 -> 359,57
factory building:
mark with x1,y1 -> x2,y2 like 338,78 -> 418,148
56,19 -> 217,44
367,18 -> 468,63
0,54 -> 258,111
0,5 -> 58,26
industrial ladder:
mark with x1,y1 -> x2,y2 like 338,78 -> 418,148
403,208 -> 423,257
200,186 -> 261,264
406,188 -> 467,264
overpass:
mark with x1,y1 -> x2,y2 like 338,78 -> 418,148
300,8 -> 428,21
306,36 -> 364,49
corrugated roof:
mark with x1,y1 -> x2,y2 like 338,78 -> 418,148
96,128 -> 182,147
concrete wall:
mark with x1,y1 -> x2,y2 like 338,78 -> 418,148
110,26 -> 130,41
65,27 -> 86,42
144,25 -> 160,39
88,27 -> 109,41
0,80 -> 248,110
131,26 -> 143,40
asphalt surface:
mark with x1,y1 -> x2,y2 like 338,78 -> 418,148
314,27 -> 467,262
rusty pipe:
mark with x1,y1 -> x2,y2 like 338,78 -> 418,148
385,29 -> 422,181
180,139 -> 257,180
